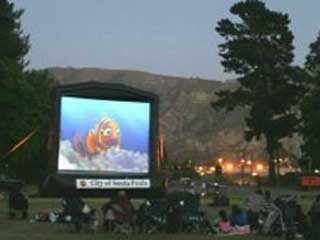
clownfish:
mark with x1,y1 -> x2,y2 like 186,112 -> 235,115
72,116 -> 121,159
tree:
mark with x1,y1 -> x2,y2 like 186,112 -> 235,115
212,0 -> 305,183
0,0 -> 29,68
5,70 -> 54,182
0,0 -> 54,182
300,33 -> 320,172
0,0 -> 30,153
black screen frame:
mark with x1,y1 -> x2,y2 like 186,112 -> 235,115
50,82 -> 159,181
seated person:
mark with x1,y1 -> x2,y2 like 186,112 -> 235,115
230,205 -> 250,235
102,191 -> 135,231
61,190 -> 85,231
8,190 -> 29,219
102,195 -> 118,231
62,192 -> 84,218
230,205 -> 248,226
214,210 -> 232,234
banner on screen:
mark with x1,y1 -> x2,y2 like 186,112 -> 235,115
76,178 -> 151,189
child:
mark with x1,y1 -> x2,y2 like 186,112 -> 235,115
215,210 -> 232,234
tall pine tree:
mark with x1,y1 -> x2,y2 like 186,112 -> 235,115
0,0 -> 30,155
0,0 -> 53,182
212,0 -> 305,183
300,33 -> 320,172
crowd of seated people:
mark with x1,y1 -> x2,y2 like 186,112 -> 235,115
8,187 -> 320,239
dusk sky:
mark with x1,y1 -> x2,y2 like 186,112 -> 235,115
14,0 -> 320,81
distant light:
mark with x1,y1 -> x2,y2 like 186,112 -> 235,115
315,169 -> 320,174
199,166 -> 203,171
226,163 -> 233,171
200,172 -> 205,176
210,166 -> 216,172
252,172 -> 258,177
247,160 -> 252,166
218,158 -> 223,164
256,164 -> 264,171
240,159 -> 246,164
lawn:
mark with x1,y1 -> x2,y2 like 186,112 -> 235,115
0,186 -> 319,240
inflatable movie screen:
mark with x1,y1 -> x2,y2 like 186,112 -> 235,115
58,96 -> 150,174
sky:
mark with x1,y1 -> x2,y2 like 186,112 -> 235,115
13,0 -> 320,81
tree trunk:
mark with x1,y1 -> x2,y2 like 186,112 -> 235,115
268,156 -> 276,184
266,136 -> 277,184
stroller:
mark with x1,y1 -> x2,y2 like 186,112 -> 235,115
259,202 -> 285,236
275,195 -> 301,240
258,195 -> 299,239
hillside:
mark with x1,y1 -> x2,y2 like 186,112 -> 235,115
48,67 -> 300,164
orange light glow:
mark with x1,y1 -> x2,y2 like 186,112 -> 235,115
218,158 -> 223,164
247,160 -> 252,166
256,164 -> 264,171
226,163 -> 233,171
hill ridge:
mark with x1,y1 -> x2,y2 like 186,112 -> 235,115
48,67 -> 300,163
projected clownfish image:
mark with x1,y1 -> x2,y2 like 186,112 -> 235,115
72,116 -> 121,159
58,96 -> 150,173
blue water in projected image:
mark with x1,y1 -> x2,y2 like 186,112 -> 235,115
58,96 -> 150,173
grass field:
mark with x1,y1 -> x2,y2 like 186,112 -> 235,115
0,186 -> 319,240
